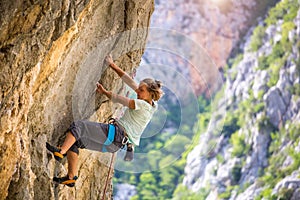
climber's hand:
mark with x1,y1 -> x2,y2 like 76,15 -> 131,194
105,54 -> 114,66
96,82 -> 106,94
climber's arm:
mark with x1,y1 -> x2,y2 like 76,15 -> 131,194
96,82 -> 135,109
105,55 -> 138,91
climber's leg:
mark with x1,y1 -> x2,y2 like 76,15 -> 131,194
51,141 -> 79,187
46,132 -> 77,162
60,131 -> 76,154
67,150 -> 78,179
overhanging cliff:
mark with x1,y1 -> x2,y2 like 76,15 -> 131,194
0,0 -> 154,199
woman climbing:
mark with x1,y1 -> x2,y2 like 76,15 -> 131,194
46,54 -> 164,187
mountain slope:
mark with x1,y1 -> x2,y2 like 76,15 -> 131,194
181,0 -> 300,199
147,0 -> 279,95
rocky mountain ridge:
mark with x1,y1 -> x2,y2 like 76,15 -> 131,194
147,0 -> 279,95
183,0 -> 300,199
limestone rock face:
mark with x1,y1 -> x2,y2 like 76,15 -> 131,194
0,0 -> 154,199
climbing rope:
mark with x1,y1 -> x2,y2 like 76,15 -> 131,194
102,152 -> 115,200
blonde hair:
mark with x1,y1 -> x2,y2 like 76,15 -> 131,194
141,78 -> 164,101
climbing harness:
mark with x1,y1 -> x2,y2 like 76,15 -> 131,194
102,123 -> 116,152
101,117 -> 131,152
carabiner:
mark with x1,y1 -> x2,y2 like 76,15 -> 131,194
122,136 -> 129,145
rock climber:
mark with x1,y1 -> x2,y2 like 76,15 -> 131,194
46,54 -> 164,187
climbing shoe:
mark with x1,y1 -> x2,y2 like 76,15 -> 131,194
53,175 -> 78,187
46,142 -> 66,162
